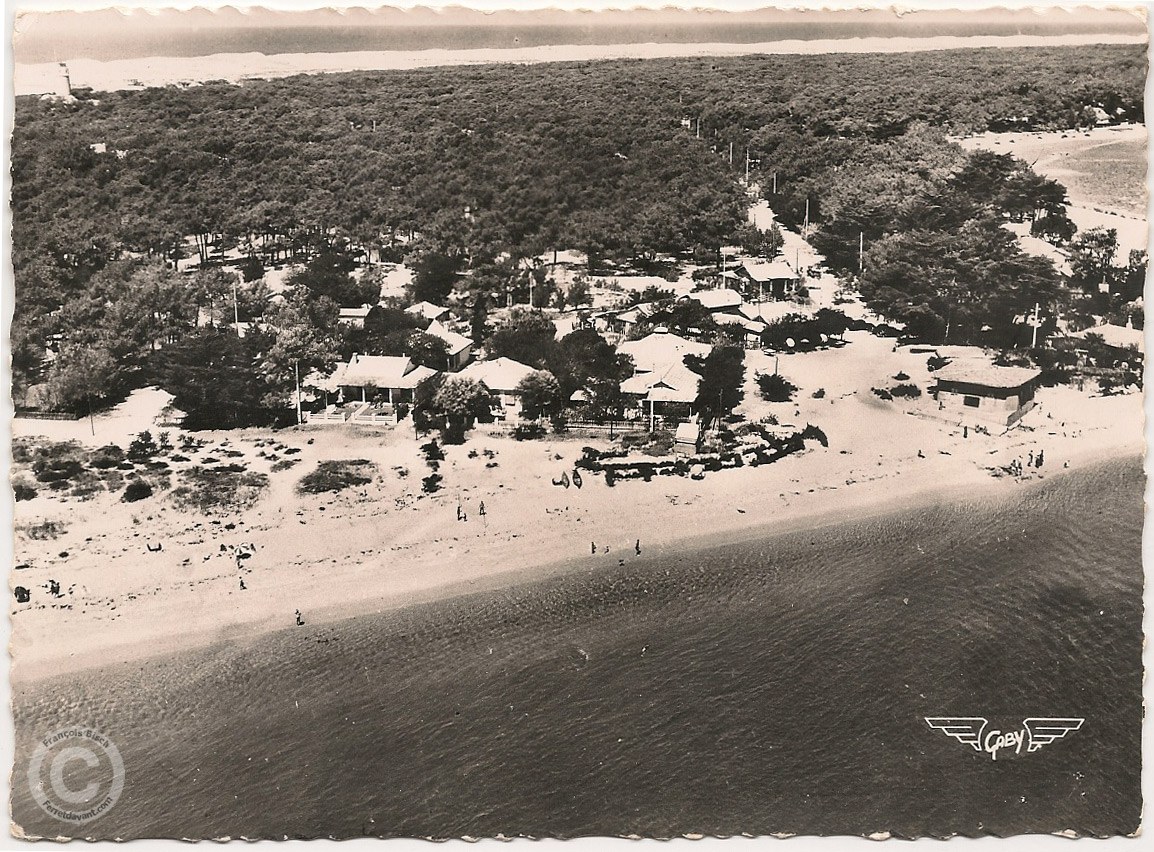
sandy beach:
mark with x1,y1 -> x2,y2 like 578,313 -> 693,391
958,123 -> 1148,256
14,32 -> 1147,97
11,332 -> 1142,683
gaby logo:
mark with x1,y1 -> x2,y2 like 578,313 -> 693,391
925,717 -> 1084,761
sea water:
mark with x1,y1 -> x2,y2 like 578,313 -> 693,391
12,458 -> 1143,838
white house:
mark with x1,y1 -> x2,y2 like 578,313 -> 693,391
405,301 -> 451,323
618,330 -> 711,375
328,354 -> 438,405
932,363 -> 1041,428
425,320 -> 474,371
459,357 -> 538,419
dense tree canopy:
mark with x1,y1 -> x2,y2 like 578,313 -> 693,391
10,43 -> 1144,411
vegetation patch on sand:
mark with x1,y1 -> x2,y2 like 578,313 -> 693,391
295,460 -> 377,495
171,467 -> 269,513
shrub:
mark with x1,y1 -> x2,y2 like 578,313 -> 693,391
800,424 -> 829,447
296,460 -> 377,494
420,440 -> 445,462
128,430 -> 159,461
69,471 -> 105,500
812,388 -> 826,399
890,383 -> 922,398
872,387 -> 893,401
270,459 -> 300,473
422,473 -> 443,494
33,457 -> 85,483
17,520 -> 65,540
758,373 -> 798,402
893,372 -> 910,381
927,355 -> 949,372
88,444 -> 125,469
122,480 -> 154,503
512,422 -> 547,441
171,468 -> 270,512
13,479 -> 37,501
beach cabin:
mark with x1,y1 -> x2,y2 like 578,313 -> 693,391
621,361 -> 701,428
741,258 -> 800,301
330,353 -> 438,405
618,330 -> 711,376
681,288 -> 743,316
459,357 -> 538,419
338,305 -> 373,328
405,301 -> 450,324
1071,321 -> 1144,365
425,320 -> 474,371
932,363 -> 1041,428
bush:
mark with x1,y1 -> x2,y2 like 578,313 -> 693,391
812,388 -> 826,399
33,457 -> 85,483
296,460 -> 377,494
128,430 -> 159,461
422,473 -> 443,494
88,444 -> 125,469
420,440 -> 445,462
872,387 -> 893,401
893,372 -> 910,381
270,459 -> 300,473
800,424 -> 829,447
512,422 -> 547,441
122,480 -> 154,503
13,480 -> 37,501
171,467 -> 269,512
927,355 -> 949,372
758,373 -> 798,402
890,383 -> 922,398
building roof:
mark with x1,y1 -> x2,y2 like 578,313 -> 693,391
934,362 -> 1041,389
425,320 -> 473,356
621,361 -> 701,404
459,357 -> 538,393
618,331 -> 711,374
743,259 -> 797,282
682,288 -> 743,311
338,305 -> 373,321
1075,323 -> 1145,354
405,301 -> 450,322
331,354 -> 438,390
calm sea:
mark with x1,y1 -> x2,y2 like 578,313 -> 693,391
12,458 -> 1143,839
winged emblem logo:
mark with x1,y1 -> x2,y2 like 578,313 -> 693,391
925,717 -> 1083,760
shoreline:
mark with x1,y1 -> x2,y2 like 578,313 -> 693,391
14,33 -> 1146,96
11,430 -> 1139,685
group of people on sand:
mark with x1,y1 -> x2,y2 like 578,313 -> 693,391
456,501 -> 485,523
1008,449 -> 1045,478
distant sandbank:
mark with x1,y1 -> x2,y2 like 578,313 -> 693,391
14,32 -> 1147,96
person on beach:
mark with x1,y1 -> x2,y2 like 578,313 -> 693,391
1028,450 -> 1034,467
963,426 -> 968,439
239,578 -> 246,591
456,504 -> 462,521
295,609 -> 304,626
591,541 -> 596,555
1036,450 -> 1044,468
635,539 -> 641,555
479,501 -> 486,517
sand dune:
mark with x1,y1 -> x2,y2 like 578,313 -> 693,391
15,32 -> 1147,96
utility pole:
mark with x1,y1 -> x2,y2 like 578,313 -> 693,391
696,118 -> 700,139
772,172 -> 777,194
744,146 -> 750,183
729,141 -> 734,165
1031,302 -> 1041,347
233,278 -> 241,337
803,198 -> 810,240
859,231 -> 864,272
294,360 -> 303,425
